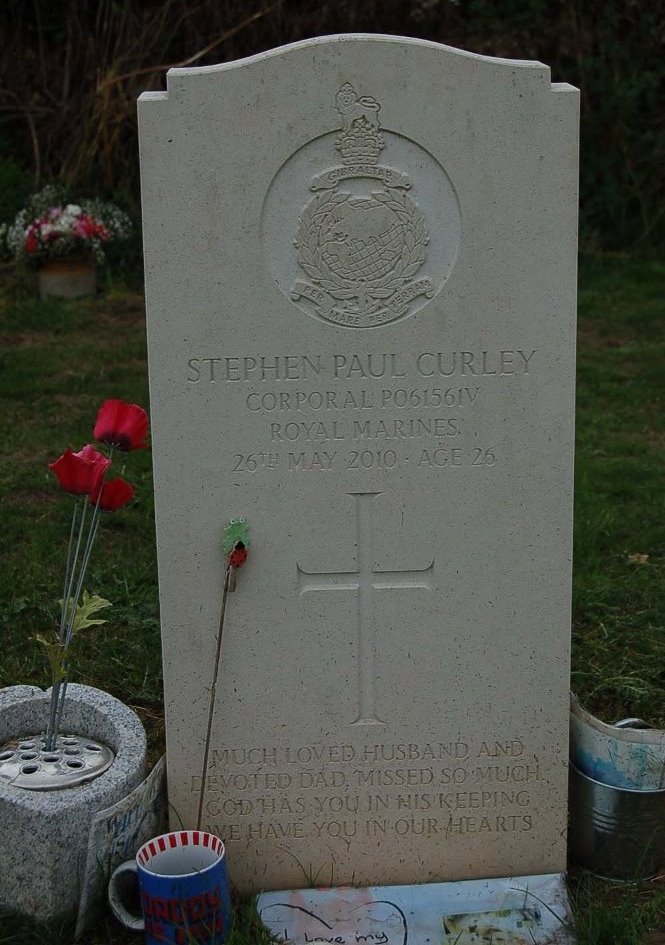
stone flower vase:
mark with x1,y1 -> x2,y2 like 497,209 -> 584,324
0,684 -> 147,922
38,257 -> 97,300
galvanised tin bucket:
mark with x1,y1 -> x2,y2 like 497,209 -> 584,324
569,694 -> 665,880
569,760 -> 665,880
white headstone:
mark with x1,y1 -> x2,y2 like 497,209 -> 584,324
139,34 -> 579,893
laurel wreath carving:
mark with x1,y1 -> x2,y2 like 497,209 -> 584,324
294,188 -> 429,307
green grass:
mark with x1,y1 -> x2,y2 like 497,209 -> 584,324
0,893 -> 277,945
570,872 -> 665,945
572,255 -> 665,727
0,255 -> 663,943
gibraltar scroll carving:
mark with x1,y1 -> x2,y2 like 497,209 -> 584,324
291,84 -> 435,328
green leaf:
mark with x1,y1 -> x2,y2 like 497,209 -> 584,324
35,633 -> 67,683
223,518 -> 250,555
60,589 -> 112,633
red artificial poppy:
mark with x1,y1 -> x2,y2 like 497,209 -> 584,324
94,399 -> 149,451
228,541 -> 248,569
91,476 -> 135,512
49,445 -> 111,496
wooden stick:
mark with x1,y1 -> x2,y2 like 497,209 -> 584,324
196,562 -> 232,831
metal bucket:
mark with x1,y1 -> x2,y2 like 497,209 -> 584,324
569,760 -> 665,880
569,694 -> 665,880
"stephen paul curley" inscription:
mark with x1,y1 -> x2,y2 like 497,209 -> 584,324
186,349 -> 537,383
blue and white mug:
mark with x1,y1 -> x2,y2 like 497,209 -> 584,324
108,829 -> 232,945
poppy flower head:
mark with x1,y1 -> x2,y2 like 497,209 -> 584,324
75,444 -> 109,466
94,399 -> 149,451
50,445 -> 111,496
91,476 -> 135,512
228,541 -> 248,569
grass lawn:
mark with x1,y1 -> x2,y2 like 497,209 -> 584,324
0,255 -> 663,942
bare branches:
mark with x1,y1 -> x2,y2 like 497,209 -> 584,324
0,0 -> 662,247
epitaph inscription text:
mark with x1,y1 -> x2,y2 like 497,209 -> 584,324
195,738 -> 542,845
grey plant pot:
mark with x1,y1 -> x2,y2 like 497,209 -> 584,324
37,257 -> 97,300
0,684 -> 147,922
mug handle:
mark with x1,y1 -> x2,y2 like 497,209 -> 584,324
108,860 -> 145,931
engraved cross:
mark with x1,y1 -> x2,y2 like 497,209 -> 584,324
297,492 -> 434,725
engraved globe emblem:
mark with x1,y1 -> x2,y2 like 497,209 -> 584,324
321,196 -> 407,281
291,83 -> 434,328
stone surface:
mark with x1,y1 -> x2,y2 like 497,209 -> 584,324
75,755 -> 167,937
139,34 -> 579,892
0,684 -> 146,920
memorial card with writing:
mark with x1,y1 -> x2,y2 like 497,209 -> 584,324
139,35 -> 579,891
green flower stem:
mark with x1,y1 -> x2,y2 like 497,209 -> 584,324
59,498 -> 87,644
53,678 -> 69,744
47,510 -> 100,747
63,510 -> 100,648
58,499 -> 80,642
46,498 -> 87,749
47,447 -> 113,747
44,680 -> 61,751
197,563 -> 232,831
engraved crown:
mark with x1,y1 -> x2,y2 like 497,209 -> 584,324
335,83 -> 385,166
336,118 -> 385,166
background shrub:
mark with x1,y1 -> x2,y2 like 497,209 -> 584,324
0,140 -> 33,223
1,0 -> 662,250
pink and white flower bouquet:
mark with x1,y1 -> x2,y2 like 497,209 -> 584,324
2,185 -> 131,265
